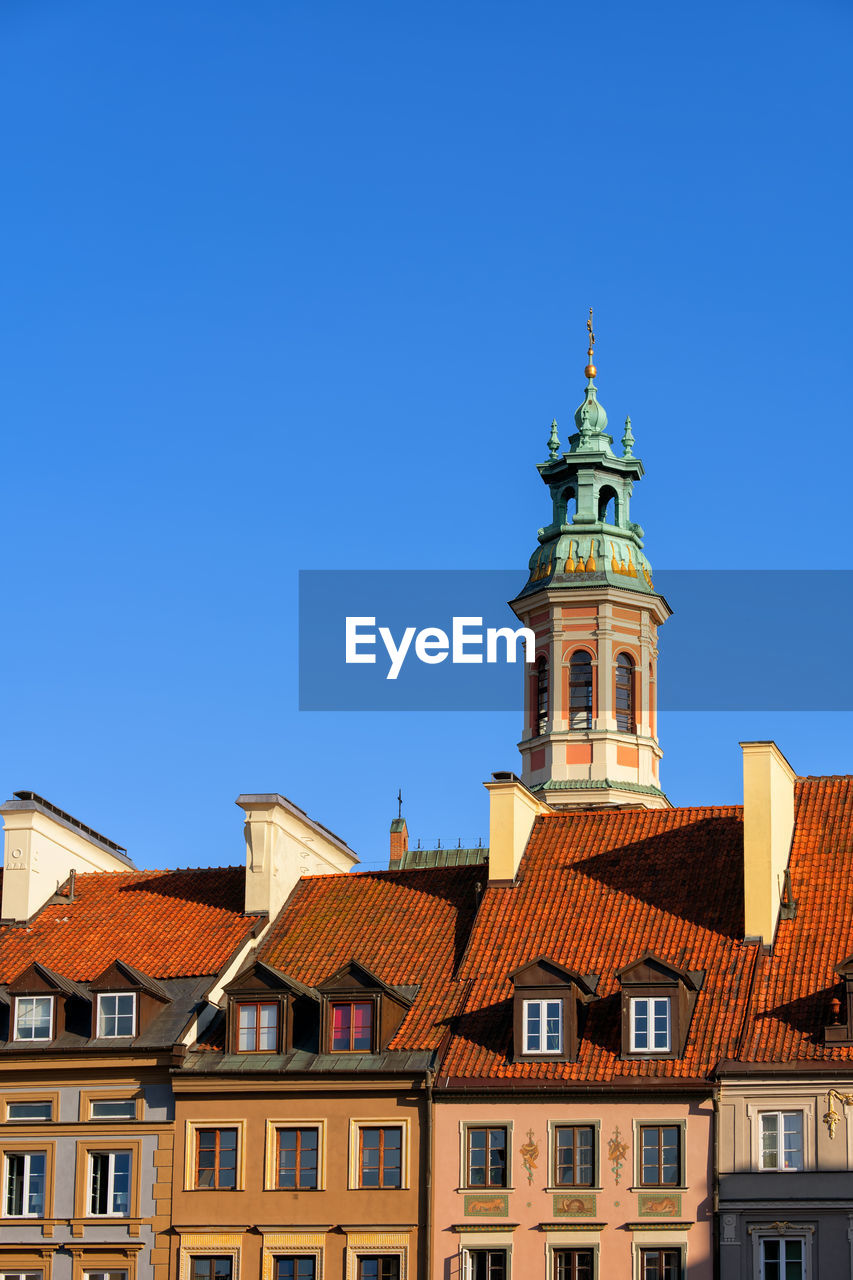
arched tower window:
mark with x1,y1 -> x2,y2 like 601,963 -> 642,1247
536,657 -> 549,737
569,650 -> 593,730
598,485 -> 619,525
615,653 -> 635,733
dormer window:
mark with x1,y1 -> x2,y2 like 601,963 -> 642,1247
523,999 -> 562,1054
510,958 -> 597,1063
331,1001 -> 373,1053
237,1002 -> 279,1052
630,996 -> 671,1053
13,996 -> 53,1042
618,953 -> 703,1060
97,993 -> 136,1038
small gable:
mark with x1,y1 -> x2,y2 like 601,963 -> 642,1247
617,952 -> 704,991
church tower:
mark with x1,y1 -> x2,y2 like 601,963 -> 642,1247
511,313 -> 671,809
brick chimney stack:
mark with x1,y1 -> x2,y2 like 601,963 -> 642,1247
389,816 -> 408,868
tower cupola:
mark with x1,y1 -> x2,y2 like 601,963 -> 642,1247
510,313 -> 671,809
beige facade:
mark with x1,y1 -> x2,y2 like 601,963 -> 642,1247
171,1077 -> 426,1280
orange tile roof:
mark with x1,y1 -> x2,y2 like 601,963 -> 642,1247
441,805 -> 756,1082
259,865 -> 482,1050
0,867 -> 256,982
738,775 -> 853,1064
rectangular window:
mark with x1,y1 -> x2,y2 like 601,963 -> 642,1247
466,1126 -> 508,1188
554,1125 -> 595,1187
640,1250 -> 681,1280
554,1251 -> 593,1280
760,1238 -> 804,1280
356,1260 -> 400,1280
523,999 -> 562,1054
359,1126 -> 402,1189
191,1261 -> 233,1280
88,1150 -> 131,1215
195,1128 -> 238,1189
13,997 -> 53,1042
6,1101 -> 53,1123
274,1261 -> 316,1280
466,1251 -> 507,1280
760,1112 -> 804,1171
331,1001 -> 373,1052
4,1152 -> 46,1216
90,1099 -> 137,1121
97,994 -> 136,1038
639,1125 -> 681,1186
84,1272 -> 129,1280
630,997 -> 671,1052
276,1127 -> 319,1189
0,1273 -> 42,1280
237,1001 -> 279,1052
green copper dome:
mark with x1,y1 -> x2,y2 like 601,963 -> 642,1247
515,368 -> 656,600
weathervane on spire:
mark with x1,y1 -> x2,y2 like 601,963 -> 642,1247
585,307 -> 597,380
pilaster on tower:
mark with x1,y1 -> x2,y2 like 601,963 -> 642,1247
510,312 -> 672,809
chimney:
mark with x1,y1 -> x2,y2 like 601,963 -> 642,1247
236,793 -> 359,919
741,742 -> 796,946
389,817 -> 408,869
1,791 -> 135,923
484,772 -> 551,885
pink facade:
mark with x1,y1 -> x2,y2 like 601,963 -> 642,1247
433,1095 -> 713,1280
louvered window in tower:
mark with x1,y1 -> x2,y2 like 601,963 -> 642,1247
615,652 -> 635,732
569,651 -> 592,730
536,657 -> 549,737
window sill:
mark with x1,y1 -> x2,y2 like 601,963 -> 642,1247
458,1186 -> 514,1193
546,1186 -> 602,1194
630,1185 -> 687,1193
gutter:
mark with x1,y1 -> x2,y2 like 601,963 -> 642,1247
706,1085 -> 712,1280
425,1067 -> 434,1280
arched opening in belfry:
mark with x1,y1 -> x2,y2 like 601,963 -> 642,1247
598,485 -> 619,525
559,486 -> 577,525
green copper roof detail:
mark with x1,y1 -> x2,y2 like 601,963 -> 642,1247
573,378 -> 612,451
520,322 -> 658,600
398,846 -> 488,870
530,778 -> 668,799
547,418 -> 560,461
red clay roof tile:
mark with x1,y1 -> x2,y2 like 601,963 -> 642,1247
0,867 -> 255,981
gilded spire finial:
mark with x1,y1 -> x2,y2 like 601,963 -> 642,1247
585,307 -> 596,380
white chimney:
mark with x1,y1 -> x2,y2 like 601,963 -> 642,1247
1,791 -> 135,922
741,742 -> 796,946
485,772 -> 551,885
236,793 -> 359,918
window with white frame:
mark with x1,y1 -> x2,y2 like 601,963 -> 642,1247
523,999 -> 562,1054
6,1101 -> 53,1122
630,996 -> 671,1053
0,1273 -> 42,1280
3,1152 -> 46,1216
97,994 -> 136,1038
88,1150 -> 131,1215
90,1098 -> 137,1121
13,997 -> 53,1042
84,1272 -> 128,1280
759,1112 -> 804,1171
463,1250 -> 508,1280
760,1237 -> 805,1280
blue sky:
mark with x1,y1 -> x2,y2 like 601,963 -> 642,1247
1,0 -> 851,872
